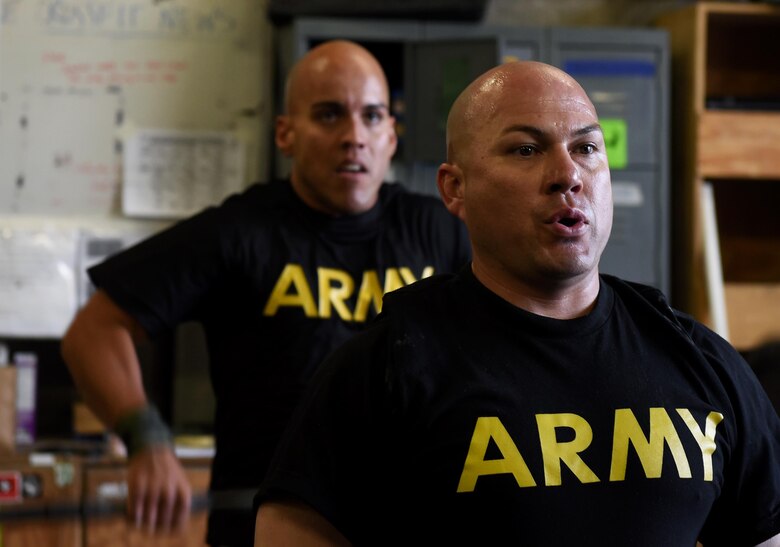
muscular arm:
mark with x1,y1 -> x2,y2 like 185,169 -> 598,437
61,289 -> 191,532
61,289 -> 148,423
255,500 -> 351,547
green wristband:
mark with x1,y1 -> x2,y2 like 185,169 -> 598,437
113,405 -> 174,458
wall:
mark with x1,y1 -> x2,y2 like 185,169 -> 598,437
0,0 -> 273,338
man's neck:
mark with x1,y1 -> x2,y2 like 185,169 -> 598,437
470,262 -> 600,320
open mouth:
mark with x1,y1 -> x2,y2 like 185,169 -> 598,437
338,162 -> 367,174
558,217 -> 579,227
549,208 -> 587,229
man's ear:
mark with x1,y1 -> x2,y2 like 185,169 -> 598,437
275,115 -> 294,157
387,115 -> 398,157
437,162 -> 466,221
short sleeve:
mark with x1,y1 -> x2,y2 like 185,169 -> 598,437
691,321 -> 780,545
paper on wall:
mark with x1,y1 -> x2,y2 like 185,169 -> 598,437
122,128 -> 244,219
0,224 -> 78,337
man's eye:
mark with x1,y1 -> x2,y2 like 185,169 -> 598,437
317,110 -> 339,123
512,145 -> 535,157
579,143 -> 597,154
364,110 -> 384,124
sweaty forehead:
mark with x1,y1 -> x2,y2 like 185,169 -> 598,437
462,94 -> 599,143
496,96 -> 597,121
477,72 -> 595,118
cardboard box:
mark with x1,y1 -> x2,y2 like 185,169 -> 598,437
0,366 -> 17,455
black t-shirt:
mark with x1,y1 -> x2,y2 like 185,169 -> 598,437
258,268 -> 780,547
89,180 -> 471,545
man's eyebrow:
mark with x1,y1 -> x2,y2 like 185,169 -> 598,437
574,123 -> 603,137
310,101 -> 389,110
362,102 -> 390,111
501,124 -> 543,137
311,101 -> 344,110
500,123 -> 603,137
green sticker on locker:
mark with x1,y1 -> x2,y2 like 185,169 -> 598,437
600,118 -> 627,169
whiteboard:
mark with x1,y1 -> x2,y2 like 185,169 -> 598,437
0,0 -> 272,336
0,0 -> 272,216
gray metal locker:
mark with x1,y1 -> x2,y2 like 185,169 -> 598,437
407,24 -> 547,166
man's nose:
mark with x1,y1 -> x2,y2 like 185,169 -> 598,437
341,114 -> 367,149
544,148 -> 582,195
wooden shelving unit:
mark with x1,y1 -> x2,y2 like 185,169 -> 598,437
82,460 -> 211,547
657,2 -> 780,351
0,454 -> 82,547
0,454 -> 211,547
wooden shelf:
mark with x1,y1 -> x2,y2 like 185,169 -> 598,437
698,111 -> 780,178
0,454 -> 83,547
0,455 -> 210,547
657,2 -> 780,351
725,283 -> 780,350
83,460 -> 210,547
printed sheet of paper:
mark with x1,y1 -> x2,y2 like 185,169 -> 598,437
0,224 -> 78,337
123,128 -> 244,219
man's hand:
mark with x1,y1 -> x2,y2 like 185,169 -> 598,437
125,445 -> 192,534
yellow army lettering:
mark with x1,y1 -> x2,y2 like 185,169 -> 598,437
262,263 -> 435,321
457,408 -> 724,492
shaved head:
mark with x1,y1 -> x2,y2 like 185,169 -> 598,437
436,60 -> 611,314
446,61 -> 598,166
284,40 -> 390,115
275,40 -> 397,216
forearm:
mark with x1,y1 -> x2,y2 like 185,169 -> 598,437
255,501 -> 351,547
62,290 -> 189,532
61,289 -> 149,427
